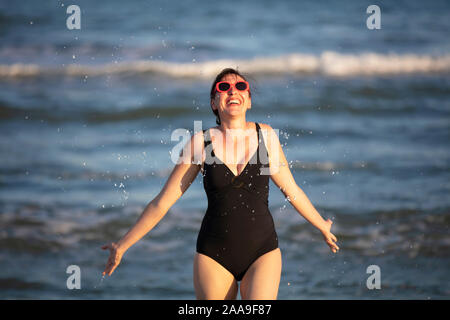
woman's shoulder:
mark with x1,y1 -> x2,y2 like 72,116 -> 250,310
201,125 -> 220,134
191,126 -> 217,143
254,122 -> 274,132
254,122 -> 280,144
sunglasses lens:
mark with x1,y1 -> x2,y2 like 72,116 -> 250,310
217,82 -> 231,92
235,81 -> 248,91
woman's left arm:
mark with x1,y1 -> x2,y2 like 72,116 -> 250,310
260,123 -> 339,253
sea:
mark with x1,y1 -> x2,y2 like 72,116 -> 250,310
0,0 -> 449,299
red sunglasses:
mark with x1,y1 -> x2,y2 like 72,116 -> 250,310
215,81 -> 249,93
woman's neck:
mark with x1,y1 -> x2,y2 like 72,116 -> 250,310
219,118 -> 249,131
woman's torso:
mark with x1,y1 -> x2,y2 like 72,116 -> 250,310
199,122 -> 275,236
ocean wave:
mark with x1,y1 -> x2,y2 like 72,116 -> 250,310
1,52 -> 450,78
2,196 -> 449,258
0,277 -> 44,290
0,103 -> 195,122
281,208 -> 450,258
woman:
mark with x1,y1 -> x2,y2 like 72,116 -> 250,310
102,68 -> 339,300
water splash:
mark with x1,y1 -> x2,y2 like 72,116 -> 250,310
94,274 -> 106,289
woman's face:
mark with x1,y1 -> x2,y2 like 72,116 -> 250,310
211,73 -> 251,121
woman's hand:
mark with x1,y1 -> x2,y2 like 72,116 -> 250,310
101,242 -> 124,276
320,219 -> 340,253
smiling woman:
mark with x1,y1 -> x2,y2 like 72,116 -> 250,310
209,68 -> 252,125
101,67 -> 339,300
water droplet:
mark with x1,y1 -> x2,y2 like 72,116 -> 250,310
94,274 -> 106,289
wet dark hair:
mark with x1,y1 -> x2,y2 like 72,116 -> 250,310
210,68 -> 251,125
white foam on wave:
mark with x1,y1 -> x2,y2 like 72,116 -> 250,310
1,51 -> 449,78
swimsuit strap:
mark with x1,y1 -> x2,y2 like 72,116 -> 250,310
255,122 -> 261,164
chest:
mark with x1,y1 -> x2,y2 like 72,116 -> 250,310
207,131 -> 259,176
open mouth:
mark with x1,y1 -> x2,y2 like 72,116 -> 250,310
226,99 -> 241,106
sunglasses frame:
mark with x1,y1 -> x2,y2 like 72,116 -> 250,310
215,81 -> 250,93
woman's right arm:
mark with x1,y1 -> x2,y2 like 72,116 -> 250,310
102,131 -> 204,276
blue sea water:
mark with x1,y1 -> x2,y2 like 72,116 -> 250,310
0,0 -> 449,299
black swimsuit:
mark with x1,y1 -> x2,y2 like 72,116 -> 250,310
196,122 -> 278,281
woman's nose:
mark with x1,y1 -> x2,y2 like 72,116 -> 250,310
228,85 -> 238,94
